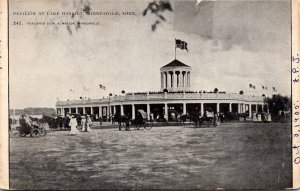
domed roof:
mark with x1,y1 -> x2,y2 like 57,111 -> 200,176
162,59 -> 190,68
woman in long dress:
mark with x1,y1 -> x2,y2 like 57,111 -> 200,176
85,115 -> 92,132
69,116 -> 80,135
81,116 -> 86,132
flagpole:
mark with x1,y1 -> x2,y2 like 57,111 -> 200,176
175,38 -> 176,59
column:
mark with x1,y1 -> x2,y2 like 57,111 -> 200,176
185,72 -> 188,88
161,72 -> 163,89
168,72 -> 172,89
165,72 -> 168,88
238,103 -> 241,113
113,105 -> 116,115
83,107 -> 86,114
179,71 -> 182,87
183,103 -> 187,115
187,72 -> 190,87
164,103 -> 168,120
217,103 -> 220,113
147,104 -> 150,120
61,108 -> 64,116
108,105 -> 111,116
249,104 -> 252,118
99,106 -> 102,117
189,72 -> 191,87
201,103 -> 204,116
91,107 -> 94,114
182,72 -> 185,87
120,105 -> 124,115
255,104 -> 258,113
172,71 -> 176,88
132,104 -> 135,119
229,103 -> 232,112
262,104 -> 264,112
75,107 -> 78,113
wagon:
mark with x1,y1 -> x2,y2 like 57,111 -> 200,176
199,111 -> 215,127
132,109 -> 153,130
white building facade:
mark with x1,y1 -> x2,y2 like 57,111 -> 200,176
56,59 -> 266,120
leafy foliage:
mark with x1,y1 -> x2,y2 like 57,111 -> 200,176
265,94 -> 291,115
143,1 -> 173,31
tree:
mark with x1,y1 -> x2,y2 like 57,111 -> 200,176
213,88 -> 218,93
265,94 -> 291,115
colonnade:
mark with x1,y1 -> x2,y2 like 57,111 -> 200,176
160,70 -> 190,90
57,102 -> 267,120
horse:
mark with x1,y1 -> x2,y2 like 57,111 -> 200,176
180,112 -> 201,127
114,113 -> 131,130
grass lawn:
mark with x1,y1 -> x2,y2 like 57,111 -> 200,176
10,122 -> 292,189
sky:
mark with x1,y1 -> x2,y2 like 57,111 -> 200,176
9,0 -> 291,109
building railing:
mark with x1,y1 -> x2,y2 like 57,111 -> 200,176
56,92 -> 264,106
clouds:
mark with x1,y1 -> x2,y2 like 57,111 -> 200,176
173,0 -> 290,52
9,0 -> 291,109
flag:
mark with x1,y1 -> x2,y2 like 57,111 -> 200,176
99,84 -> 106,90
175,39 -> 188,51
249,83 -> 256,89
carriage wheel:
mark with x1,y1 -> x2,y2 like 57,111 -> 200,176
207,120 -> 212,128
39,128 -> 47,136
145,122 -> 152,130
134,124 -> 140,130
19,131 -> 26,137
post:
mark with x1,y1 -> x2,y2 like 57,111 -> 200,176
249,104 -> 252,118
183,103 -> 187,115
164,103 -> 168,120
121,105 -> 124,115
147,104 -> 150,120
175,38 -> 177,59
61,108 -> 65,116
217,103 -> 220,113
229,103 -> 232,112
201,103 -> 204,116
238,104 -> 241,113
99,106 -> 102,117
132,104 -> 135,120
83,107 -> 86,114
91,107 -> 94,114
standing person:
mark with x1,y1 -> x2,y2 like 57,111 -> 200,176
111,114 -> 115,125
24,114 -> 33,137
69,116 -> 80,135
81,116 -> 86,131
99,116 -> 103,126
85,115 -> 92,132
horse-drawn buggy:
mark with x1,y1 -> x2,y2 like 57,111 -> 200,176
115,109 -> 152,130
199,111 -> 216,127
180,110 -> 217,128
131,109 -> 153,130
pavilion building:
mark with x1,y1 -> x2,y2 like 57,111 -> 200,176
56,59 -> 266,120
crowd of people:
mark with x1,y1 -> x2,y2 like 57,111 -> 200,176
67,113 -> 93,135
